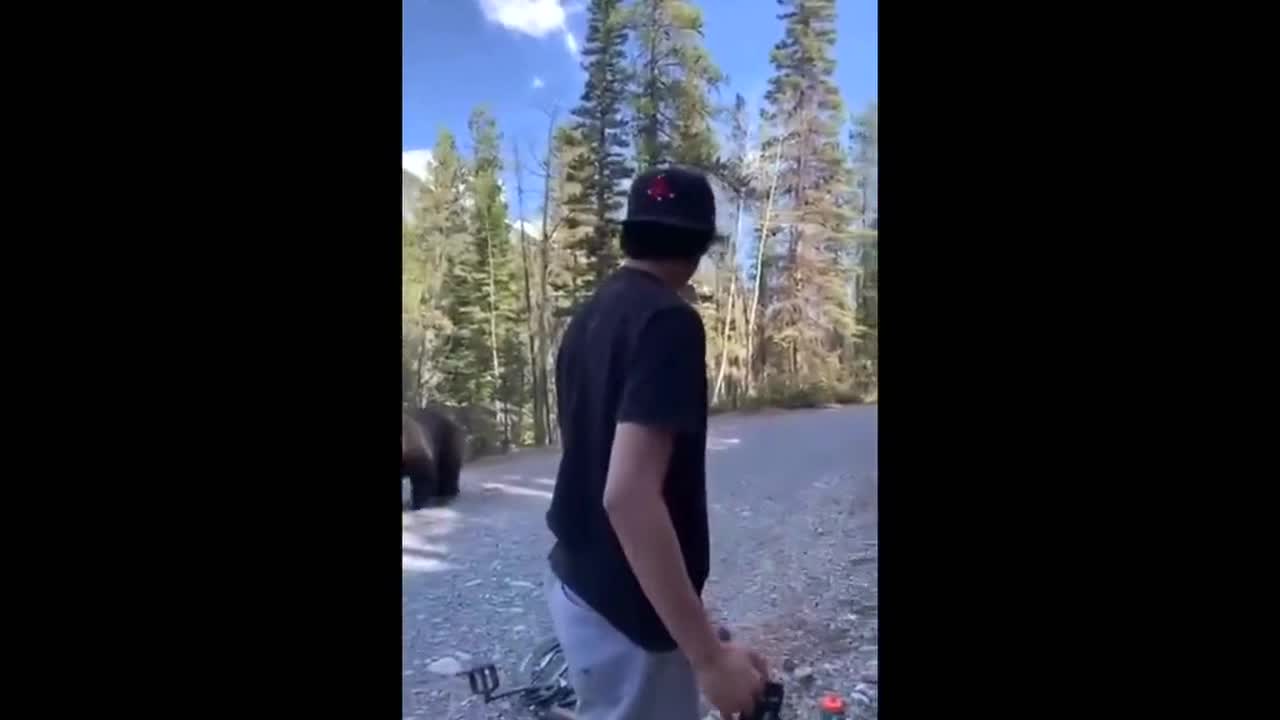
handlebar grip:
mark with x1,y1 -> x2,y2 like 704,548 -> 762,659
744,681 -> 784,720
715,627 -> 781,719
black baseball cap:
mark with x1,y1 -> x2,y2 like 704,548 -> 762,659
622,166 -> 716,234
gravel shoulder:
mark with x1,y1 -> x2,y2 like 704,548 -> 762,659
403,405 -> 878,719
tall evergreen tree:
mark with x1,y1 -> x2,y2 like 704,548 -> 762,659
402,223 -> 421,407
758,0 -> 858,391
708,92 -> 757,407
511,140 -> 545,446
566,0 -> 632,290
403,223 -> 435,408
530,114 -> 584,442
627,0 -> 725,171
529,124 -> 594,442
467,107 -> 524,450
850,101 -> 878,227
849,100 -> 878,397
548,126 -> 592,313
418,130 -> 478,409
851,229 -> 877,397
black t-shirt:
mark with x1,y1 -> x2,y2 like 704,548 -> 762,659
546,266 -> 709,652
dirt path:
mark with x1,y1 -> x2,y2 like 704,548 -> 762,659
403,405 -> 878,719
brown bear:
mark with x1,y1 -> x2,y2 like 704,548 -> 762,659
401,405 -> 466,509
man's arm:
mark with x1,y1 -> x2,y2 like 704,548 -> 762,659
603,422 -> 719,667
605,306 -> 718,667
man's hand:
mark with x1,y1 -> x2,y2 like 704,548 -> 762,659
695,641 -> 769,718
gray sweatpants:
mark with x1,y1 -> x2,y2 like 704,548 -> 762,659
545,574 -> 701,720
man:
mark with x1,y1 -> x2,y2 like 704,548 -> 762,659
545,166 -> 769,719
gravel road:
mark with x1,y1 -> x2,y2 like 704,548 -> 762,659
403,404 -> 878,719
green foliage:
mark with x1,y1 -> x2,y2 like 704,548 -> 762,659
432,123 -> 492,408
547,126 -> 594,312
848,101 -> 878,397
757,0 -> 862,392
467,107 -> 526,449
724,379 -> 865,414
403,0 -> 878,457
850,101 -> 878,226
408,129 -> 471,408
566,0 -> 632,290
627,0 -> 724,171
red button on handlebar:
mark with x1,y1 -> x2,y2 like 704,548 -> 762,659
820,693 -> 846,713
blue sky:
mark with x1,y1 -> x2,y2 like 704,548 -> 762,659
403,0 -> 877,217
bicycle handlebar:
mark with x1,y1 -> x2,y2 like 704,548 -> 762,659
717,626 -> 785,720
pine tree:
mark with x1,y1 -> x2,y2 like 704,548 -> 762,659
535,124 -> 595,443
418,129 -> 478,409
529,115 -> 589,442
511,140 -> 545,446
850,101 -> 878,228
467,107 -> 525,450
709,93 -> 756,407
758,0 -> 858,394
566,0 -> 632,290
403,223 -> 435,408
548,126 -> 592,312
849,100 -> 878,398
403,223 -> 421,407
627,0 -> 724,171
744,119 -> 785,398
851,229 -> 877,398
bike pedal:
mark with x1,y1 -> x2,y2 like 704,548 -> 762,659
460,664 -> 501,698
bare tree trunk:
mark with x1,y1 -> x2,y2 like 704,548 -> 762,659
745,136 -> 784,397
712,196 -> 744,405
513,141 -> 545,446
485,228 -> 507,447
415,331 -> 429,409
538,108 -> 559,444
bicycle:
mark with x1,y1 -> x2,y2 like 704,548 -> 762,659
460,632 -> 785,720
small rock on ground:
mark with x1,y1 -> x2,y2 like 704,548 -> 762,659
427,657 -> 462,675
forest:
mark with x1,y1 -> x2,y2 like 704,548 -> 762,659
403,0 -> 877,457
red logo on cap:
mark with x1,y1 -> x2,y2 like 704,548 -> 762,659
646,174 -> 676,202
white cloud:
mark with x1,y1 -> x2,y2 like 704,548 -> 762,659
402,149 -> 434,181
531,75 -> 545,89
477,0 -> 579,58
507,218 -> 542,237
478,0 -> 566,35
